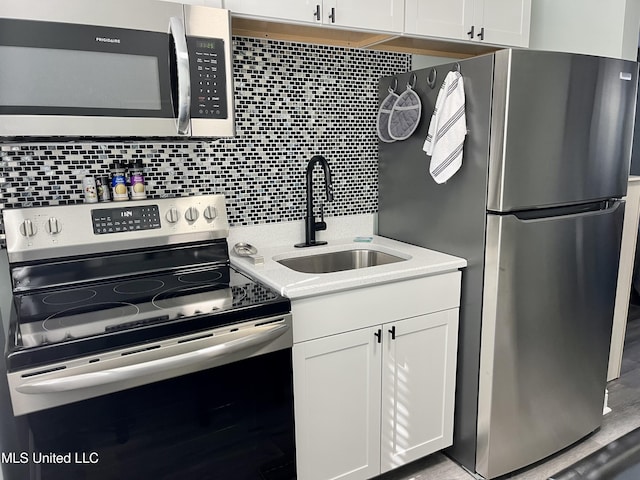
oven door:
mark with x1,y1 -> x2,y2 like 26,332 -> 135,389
17,349 -> 295,480
8,315 -> 292,415
0,6 -> 183,137
2,315 -> 295,480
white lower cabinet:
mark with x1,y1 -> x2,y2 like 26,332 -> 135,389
380,310 -> 458,473
293,309 -> 459,480
294,326 -> 382,480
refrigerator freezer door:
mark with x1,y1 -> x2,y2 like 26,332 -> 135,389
488,49 -> 638,212
477,201 -> 624,479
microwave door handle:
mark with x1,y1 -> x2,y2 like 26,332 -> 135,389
169,17 -> 191,135
16,323 -> 289,394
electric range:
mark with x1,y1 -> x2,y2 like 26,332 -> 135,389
2,195 -> 292,415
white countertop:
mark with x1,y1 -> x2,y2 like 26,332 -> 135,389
230,233 -> 467,300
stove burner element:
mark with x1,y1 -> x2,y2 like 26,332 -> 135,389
178,271 -> 223,284
114,279 -> 165,295
152,285 -> 233,314
42,289 -> 98,306
38,302 -> 140,345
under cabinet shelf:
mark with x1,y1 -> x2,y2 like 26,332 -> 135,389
231,17 -> 499,58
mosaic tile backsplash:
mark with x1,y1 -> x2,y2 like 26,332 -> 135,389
0,37 -> 410,239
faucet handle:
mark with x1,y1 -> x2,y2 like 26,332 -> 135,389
315,203 -> 327,231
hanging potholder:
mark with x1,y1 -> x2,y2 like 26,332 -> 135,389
388,82 -> 422,141
377,84 -> 400,143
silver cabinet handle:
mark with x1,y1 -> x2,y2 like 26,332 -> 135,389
17,323 -> 289,394
169,17 -> 191,135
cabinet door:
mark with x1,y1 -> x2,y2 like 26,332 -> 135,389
166,0 -> 222,5
474,0 -> 531,47
223,0 -> 320,24
293,327 -> 382,480
404,0 -> 473,40
380,310 -> 459,473
327,0 -> 403,33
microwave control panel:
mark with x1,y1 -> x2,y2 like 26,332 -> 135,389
189,37 -> 228,120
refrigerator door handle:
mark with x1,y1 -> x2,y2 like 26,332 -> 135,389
512,200 -> 622,221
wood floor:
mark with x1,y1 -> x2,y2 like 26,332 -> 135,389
381,306 -> 640,480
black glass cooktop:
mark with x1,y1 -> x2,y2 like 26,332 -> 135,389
7,265 -> 290,371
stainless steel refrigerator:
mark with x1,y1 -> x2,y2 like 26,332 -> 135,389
378,49 -> 638,479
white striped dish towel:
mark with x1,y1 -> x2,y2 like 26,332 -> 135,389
423,70 -> 467,184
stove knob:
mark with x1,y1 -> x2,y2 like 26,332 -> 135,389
204,206 -> 218,221
185,207 -> 199,222
19,219 -> 37,237
165,208 -> 180,224
46,217 -> 62,235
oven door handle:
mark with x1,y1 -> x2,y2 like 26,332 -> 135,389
16,323 -> 289,394
169,16 -> 191,135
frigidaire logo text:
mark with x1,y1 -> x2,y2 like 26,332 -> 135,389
95,37 -> 120,44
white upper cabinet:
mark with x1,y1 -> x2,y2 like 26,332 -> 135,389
327,0 -> 404,33
404,0 -> 472,40
223,0 -> 404,33
223,0 -> 317,24
163,0 -> 223,6
472,0 -> 531,47
405,0 -> 530,47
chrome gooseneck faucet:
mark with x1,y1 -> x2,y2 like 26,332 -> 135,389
295,155 -> 334,248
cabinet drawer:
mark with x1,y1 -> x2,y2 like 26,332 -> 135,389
292,271 -> 461,343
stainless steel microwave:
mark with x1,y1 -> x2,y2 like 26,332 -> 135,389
0,0 -> 235,138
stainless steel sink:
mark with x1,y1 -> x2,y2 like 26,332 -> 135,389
276,249 -> 406,274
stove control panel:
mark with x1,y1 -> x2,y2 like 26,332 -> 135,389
91,205 -> 161,235
4,195 -> 230,263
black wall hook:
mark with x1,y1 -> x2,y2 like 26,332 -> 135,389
426,68 -> 437,89
388,77 -> 398,94
408,72 -> 417,89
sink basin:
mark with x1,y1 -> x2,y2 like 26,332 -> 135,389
276,249 -> 406,274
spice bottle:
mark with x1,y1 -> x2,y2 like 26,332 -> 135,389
96,176 -> 111,202
128,159 -> 147,200
110,162 -> 128,201
82,177 -> 98,203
